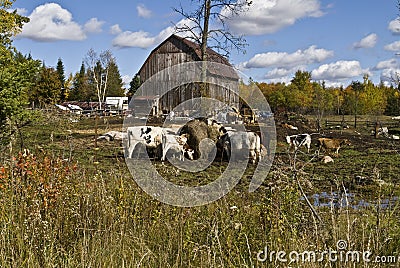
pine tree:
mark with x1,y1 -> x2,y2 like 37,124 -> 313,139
56,58 -> 66,101
127,73 -> 141,97
70,62 -> 97,101
106,60 -> 124,97
31,66 -> 62,107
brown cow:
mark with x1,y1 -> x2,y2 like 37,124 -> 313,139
317,138 -> 351,156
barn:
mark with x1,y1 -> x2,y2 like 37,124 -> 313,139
134,34 -> 239,116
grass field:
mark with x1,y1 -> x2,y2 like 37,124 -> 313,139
1,111 -> 400,267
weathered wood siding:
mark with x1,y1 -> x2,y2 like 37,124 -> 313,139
138,35 -> 239,114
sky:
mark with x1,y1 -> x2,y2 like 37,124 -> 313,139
10,0 -> 400,88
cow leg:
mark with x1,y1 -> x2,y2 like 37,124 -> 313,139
128,142 -> 137,158
249,150 -> 256,164
161,145 -> 169,162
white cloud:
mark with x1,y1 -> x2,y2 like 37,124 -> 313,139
388,18 -> 400,35
122,75 -> 132,86
84,18 -> 104,33
242,45 -> 333,69
112,31 -> 156,49
222,0 -> 324,35
375,59 -> 398,70
111,19 -> 195,49
311,60 -> 366,80
110,24 -> 122,35
137,4 -> 152,18
353,33 -> 377,49
384,41 -> 400,52
19,3 -> 87,41
264,68 -> 293,79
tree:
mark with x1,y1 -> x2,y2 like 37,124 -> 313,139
105,60 -> 124,97
0,1 -> 40,143
360,74 -> 387,116
332,86 -> 345,116
0,0 -> 29,49
385,85 -> 400,115
56,58 -> 66,101
127,73 -> 141,97
290,70 -> 313,112
174,0 -> 252,59
70,62 -> 96,101
70,62 -> 85,101
0,52 -> 41,127
31,65 -> 62,107
311,81 -> 334,129
344,81 -> 364,128
85,49 -> 114,109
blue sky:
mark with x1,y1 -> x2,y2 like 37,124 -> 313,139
11,0 -> 400,88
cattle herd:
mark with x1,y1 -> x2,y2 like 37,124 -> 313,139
97,117 -> 356,164
122,117 -> 267,164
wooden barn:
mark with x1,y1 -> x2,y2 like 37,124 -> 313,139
134,34 -> 239,116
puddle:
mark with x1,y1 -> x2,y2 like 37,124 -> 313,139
302,191 -> 399,210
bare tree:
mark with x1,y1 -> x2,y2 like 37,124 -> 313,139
85,48 -> 114,110
174,0 -> 252,61
390,70 -> 400,90
174,0 -> 251,100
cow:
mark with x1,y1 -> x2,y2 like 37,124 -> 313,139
125,126 -> 166,159
219,131 -> 262,164
317,137 -> 351,156
286,134 -> 312,153
161,133 -> 189,161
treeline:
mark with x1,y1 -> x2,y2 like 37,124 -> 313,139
31,51 -> 128,107
241,70 -> 400,118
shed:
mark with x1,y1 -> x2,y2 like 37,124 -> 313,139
135,34 -> 239,115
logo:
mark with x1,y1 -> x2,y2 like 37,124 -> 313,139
123,61 -> 276,207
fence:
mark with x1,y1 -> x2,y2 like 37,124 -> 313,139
324,119 -> 400,130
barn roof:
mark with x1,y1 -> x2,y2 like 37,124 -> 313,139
138,34 -> 239,80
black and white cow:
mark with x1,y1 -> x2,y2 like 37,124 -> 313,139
219,131 -> 262,164
161,133 -> 190,161
285,133 -> 312,153
125,126 -> 166,158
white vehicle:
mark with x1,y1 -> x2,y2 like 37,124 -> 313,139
106,97 -> 129,113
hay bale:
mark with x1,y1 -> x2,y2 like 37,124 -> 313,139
179,118 -> 223,159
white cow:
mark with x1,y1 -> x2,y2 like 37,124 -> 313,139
161,133 -> 189,161
220,131 -> 261,164
125,126 -> 166,158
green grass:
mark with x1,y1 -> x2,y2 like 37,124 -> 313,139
1,110 -> 400,267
